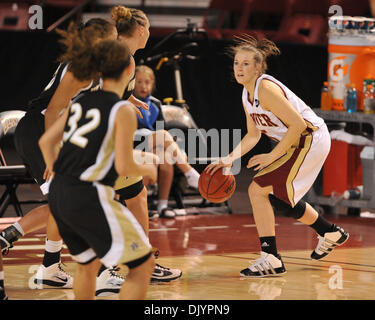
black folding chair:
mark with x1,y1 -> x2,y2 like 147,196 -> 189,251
0,110 -> 47,217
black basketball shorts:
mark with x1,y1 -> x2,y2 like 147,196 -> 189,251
48,174 -> 152,268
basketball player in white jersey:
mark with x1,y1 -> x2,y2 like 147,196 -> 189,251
206,35 -> 349,277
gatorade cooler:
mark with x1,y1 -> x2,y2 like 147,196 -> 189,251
328,27 -> 375,111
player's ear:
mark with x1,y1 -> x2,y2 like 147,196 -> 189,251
121,64 -> 132,84
256,62 -> 262,76
138,24 -> 147,39
125,64 -> 133,77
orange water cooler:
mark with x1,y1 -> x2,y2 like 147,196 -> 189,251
328,34 -> 375,111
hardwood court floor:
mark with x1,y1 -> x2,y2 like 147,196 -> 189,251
1,213 -> 375,300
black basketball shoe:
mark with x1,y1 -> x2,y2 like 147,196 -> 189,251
311,225 -> 349,260
240,252 -> 287,277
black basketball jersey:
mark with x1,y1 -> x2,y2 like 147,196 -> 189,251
53,90 -> 129,187
122,55 -> 136,100
27,63 -> 97,114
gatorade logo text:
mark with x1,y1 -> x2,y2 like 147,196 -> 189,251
328,56 -> 348,82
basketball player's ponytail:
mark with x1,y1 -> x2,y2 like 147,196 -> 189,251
256,38 -> 281,60
57,20 -> 116,81
230,34 -> 281,74
111,5 -> 147,37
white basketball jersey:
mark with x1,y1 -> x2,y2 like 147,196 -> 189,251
242,74 -> 325,142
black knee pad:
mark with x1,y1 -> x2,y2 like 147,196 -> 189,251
268,194 -> 306,219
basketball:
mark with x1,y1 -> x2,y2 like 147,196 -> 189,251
198,168 -> 236,203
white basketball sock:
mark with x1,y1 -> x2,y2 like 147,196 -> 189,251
13,222 -> 24,236
45,238 -> 63,253
157,200 -> 168,213
184,168 -> 200,189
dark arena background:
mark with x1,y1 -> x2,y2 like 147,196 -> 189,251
0,0 -> 375,309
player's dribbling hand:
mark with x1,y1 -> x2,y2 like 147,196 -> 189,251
205,157 -> 233,175
43,167 -> 54,182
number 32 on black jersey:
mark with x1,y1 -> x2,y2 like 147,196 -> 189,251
63,103 -> 101,149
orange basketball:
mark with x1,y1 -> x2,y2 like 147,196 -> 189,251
198,168 -> 236,203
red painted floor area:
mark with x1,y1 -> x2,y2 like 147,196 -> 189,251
148,214 -> 375,257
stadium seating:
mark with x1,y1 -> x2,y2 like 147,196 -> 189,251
245,0 -> 293,40
201,0 -> 253,39
272,0 -> 330,44
273,15 -> 328,44
330,0 -> 370,16
200,0 -> 330,44
0,3 -> 30,31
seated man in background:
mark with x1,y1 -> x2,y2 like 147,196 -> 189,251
134,65 -> 200,218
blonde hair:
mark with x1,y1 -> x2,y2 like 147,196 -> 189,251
136,65 -> 155,81
229,34 -> 281,73
135,65 -> 156,92
111,5 -> 147,37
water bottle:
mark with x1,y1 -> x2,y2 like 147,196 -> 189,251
361,77 -> 374,111
320,81 -> 332,110
346,83 -> 357,113
363,77 -> 373,93
343,83 -> 351,111
364,84 -> 375,114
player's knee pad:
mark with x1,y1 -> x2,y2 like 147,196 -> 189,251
289,200 -> 307,219
268,194 -> 306,219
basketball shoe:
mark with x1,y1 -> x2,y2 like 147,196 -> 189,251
0,225 -> 23,253
95,267 -> 125,297
151,263 -> 182,283
0,286 -> 7,300
150,247 -> 182,283
311,225 -> 349,260
159,208 -> 176,218
240,252 -> 286,277
33,262 -> 73,288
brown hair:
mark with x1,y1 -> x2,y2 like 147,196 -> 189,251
229,34 -> 281,73
92,39 -> 132,80
57,19 -> 117,81
111,5 -> 147,37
